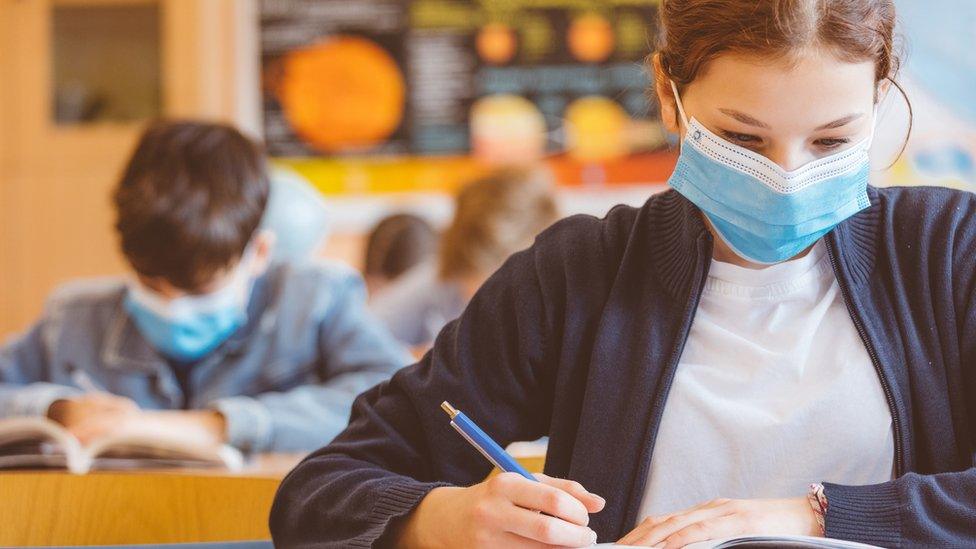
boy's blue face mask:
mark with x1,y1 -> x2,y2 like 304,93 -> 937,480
124,251 -> 255,362
666,80 -> 874,264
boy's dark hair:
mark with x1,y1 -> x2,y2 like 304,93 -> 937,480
364,213 -> 437,281
113,120 -> 270,291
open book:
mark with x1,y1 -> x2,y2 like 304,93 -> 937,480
0,417 -> 243,474
602,535 -> 883,548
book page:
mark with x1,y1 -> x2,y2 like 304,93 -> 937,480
685,536 -> 886,548
0,417 -> 85,472
598,536 -> 884,548
85,430 -> 244,471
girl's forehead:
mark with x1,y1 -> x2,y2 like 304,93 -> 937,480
687,51 -> 877,128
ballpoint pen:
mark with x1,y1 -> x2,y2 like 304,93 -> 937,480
70,365 -> 105,393
441,400 -> 536,481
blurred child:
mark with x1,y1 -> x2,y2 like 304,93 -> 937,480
370,167 -> 559,348
260,168 -> 331,264
363,213 -> 437,296
0,120 -> 411,453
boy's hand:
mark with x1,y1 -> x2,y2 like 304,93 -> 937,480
133,410 -> 228,447
47,393 -> 140,444
48,396 -> 226,447
617,497 -> 820,548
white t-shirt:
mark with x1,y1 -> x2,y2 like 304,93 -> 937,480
636,241 -> 895,520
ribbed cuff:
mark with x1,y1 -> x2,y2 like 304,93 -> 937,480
823,481 -> 903,547
349,480 -> 453,548
9,383 -> 82,418
209,395 -> 273,453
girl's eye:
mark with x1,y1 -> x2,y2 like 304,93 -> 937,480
814,137 -> 851,149
720,131 -> 762,146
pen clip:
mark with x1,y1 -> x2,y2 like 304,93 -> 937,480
450,421 -> 505,471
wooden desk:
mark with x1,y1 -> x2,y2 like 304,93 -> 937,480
0,454 -> 305,547
0,451 -> 547,547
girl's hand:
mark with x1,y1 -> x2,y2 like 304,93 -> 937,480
618,497 -> 820,548
398,472 -> 606,548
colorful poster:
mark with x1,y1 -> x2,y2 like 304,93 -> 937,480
261,0 -> 410,157
406,0 -> 667,160
259,0 -> 675,194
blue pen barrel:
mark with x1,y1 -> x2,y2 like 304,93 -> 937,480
452,411 -> 537,481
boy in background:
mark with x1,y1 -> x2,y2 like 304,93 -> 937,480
362,213 -> 437,297
0,120 -> 411,453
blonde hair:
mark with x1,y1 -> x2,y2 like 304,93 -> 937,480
439,168 -> 559,280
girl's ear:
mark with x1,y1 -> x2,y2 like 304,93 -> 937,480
652,53 -> 681,135
876,77 -> 893,103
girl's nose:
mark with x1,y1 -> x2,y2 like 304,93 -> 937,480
764,145 -> 814,172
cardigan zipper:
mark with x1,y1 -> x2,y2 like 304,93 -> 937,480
825,239 -> 905,478
623,235 -> 712,531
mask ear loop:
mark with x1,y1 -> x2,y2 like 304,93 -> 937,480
870,76 -> 914,171
669,79 -> 691,131
226,238 -> 262,313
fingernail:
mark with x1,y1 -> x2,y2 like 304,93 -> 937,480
589,529 -> 598,544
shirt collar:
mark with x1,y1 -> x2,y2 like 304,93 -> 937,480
649,187 -> 880,298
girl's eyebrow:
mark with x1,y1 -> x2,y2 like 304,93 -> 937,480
719,108 -> 864,131
718,109 -> 865,131
718,108 -> 770,128
814,112 -> 865,130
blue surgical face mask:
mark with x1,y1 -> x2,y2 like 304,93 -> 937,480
124,252 -> 255,362
666,80 -> 874,264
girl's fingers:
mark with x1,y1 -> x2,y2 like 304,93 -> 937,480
619,512 -> 683,545
536,474 -> 606,513
498,530 -> 592,549
491,473 -> 590,527
617,520 -> 650,545
499,503 -> 598,547
627,502 -> 736,547
621,497 -> 728,544
662,515 -> 742,549
618,520 -> 652,545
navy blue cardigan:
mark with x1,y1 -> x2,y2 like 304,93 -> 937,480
270,186 -> 976,548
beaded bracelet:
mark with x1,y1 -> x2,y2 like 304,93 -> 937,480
807,483 -> 829,535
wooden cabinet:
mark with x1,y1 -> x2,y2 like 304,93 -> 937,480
0,0 -> 260,338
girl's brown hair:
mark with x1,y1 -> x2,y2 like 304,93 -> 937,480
657,0 -> 900,87
439,168 -> 559,280
653,0 -> 911,154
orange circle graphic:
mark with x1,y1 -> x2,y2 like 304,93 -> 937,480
477,23 -> 517,65
280,36 -> 405,153
568,13 -> 615,63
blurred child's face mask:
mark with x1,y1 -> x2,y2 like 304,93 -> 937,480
124,246 -> 257,362
666,80 -> 874,264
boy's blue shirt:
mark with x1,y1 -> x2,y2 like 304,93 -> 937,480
0,260 -> 412,453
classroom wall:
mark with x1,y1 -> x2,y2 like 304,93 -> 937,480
4,0 -> 972,341
0,6 -> 9,333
